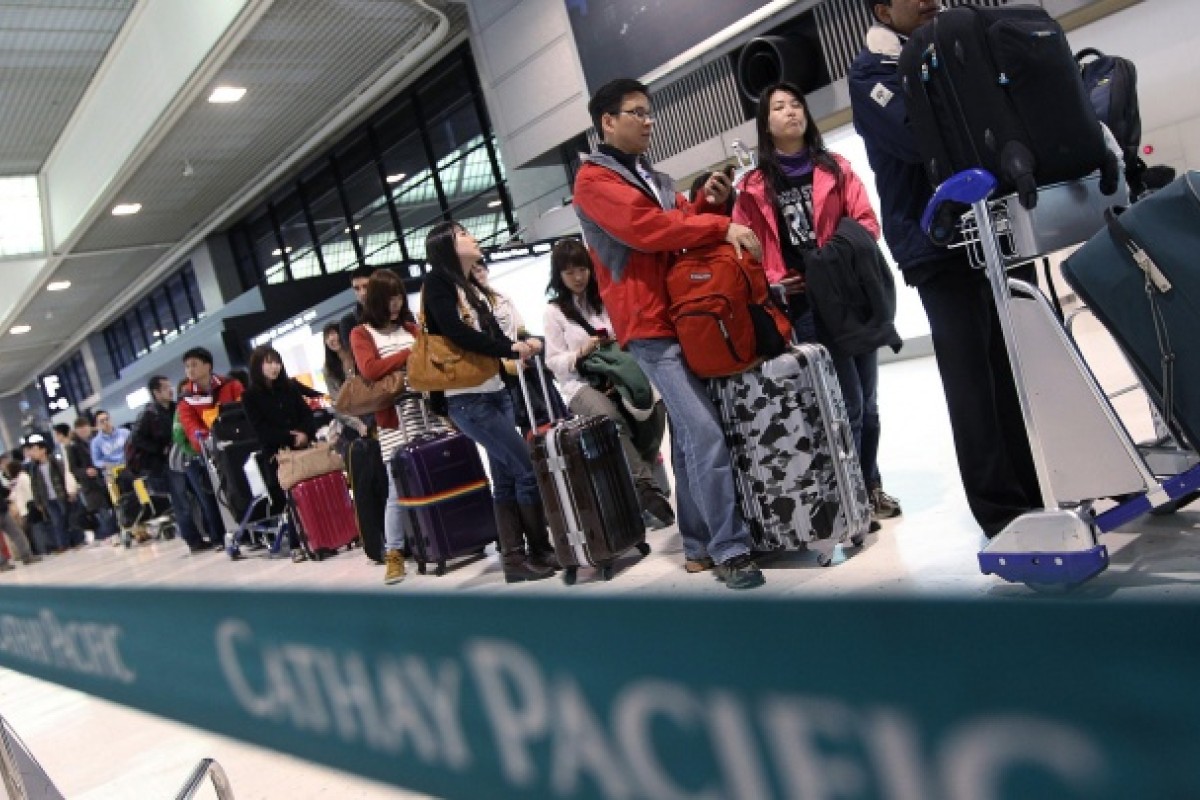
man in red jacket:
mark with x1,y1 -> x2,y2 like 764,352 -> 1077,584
178,346 -> 244,548
178,347 -> 245,452
573,77 -> 766,590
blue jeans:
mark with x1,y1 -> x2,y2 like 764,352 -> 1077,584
627,339 -> 752,564
446,389 -> 538,506
794,308 -> 882,489
168,469 -> 202,546
185,459 -> 226,541
384,461 -> 409,553
46,498 -> 84,550
831,350 -> 882,489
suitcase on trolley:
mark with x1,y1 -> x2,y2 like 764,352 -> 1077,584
289,470 -> 359,559
517,358 -> 648,584
389,399 -> 497,576
1062,171 -> 1200,451
898,5 -> 1112,207
710,343 -> 872,565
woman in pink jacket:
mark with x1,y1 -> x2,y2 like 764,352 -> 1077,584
733,81 -> 901,522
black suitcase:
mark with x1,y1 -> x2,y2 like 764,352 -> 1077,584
211,438 -> 265,524
517,359 -> 648,584
346,437 -> 387,563
899,5 -> 1114,208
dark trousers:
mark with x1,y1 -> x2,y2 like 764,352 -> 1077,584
45,498 -> 85,551
916,262 -> 1042,535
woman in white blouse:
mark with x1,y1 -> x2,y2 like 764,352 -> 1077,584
542,239 -> 674,528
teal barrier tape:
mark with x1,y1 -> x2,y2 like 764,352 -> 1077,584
1,586 -> 1199,799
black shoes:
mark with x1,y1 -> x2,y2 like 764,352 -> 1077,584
714,553 -> 765,590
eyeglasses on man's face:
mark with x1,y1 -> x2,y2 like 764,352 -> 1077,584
615,107 -> 654,123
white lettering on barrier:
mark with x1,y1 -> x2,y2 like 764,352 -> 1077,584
215,620 -> 471,771
0,610 -> 135,683
215,624 -> 1110,799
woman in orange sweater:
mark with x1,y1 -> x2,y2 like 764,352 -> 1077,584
349,268 -> 419,585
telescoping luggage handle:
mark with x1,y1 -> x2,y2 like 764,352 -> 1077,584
515,354 -> 560,433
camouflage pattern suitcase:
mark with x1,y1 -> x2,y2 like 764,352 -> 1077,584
710,343 -> 871,565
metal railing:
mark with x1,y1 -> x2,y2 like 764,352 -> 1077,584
174,758 -> 235,800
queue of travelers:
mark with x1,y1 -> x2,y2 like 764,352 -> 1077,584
9,3 -> 1068,588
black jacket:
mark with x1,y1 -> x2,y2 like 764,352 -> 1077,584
803,217 -> 903,358
132,401 -> 175,473
65,435 -> 109,511
422,270 -> 513,360
242,380 -> 317,458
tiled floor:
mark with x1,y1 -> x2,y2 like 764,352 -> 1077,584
2,302 -> 1198,797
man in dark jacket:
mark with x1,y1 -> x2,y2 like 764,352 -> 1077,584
849,0 -> 1041,536
131,375 -> 176,493
337,265 -> 374,351
62,417 -> 118,539
26,434 -> 85,552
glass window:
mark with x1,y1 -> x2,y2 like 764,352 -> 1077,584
301,162 -> 352,276
247,210 -> 287,285
273,188 -> 319,280
183,265 -> 205,318
419,60 -> 483,161
135,298 -> 162,354
338,135 -> 397,268
228,224 -> 261,290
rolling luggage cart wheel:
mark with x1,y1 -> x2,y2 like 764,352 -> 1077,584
850,533 -> 865,547
635,541 -> 651,556
816,553 -> 833,568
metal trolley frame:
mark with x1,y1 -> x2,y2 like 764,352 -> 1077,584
923,170 -> 1200,590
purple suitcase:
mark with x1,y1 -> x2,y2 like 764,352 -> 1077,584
390,428 -> 497,576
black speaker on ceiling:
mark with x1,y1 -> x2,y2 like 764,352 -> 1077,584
737,34 -> 824,103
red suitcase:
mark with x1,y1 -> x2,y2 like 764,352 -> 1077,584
289,471 -> 358,560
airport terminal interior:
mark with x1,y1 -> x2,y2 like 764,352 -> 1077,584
1,0 -> 1199,797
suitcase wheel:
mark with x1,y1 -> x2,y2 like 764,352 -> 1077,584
635,542 -> 651,557
312,549 -> 326,562
850,533 -> 865,548
417,561 -> 427,575
601,564 -> 615,581
435,560 -> 447,577
817,553 -> 833,568
562,566 -> 578,585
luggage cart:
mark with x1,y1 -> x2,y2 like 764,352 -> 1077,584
922,170 -> 1200,590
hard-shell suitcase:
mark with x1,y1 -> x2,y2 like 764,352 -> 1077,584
289,470 -> 359,559
517,358 -> 648,584
710,343 -> 872,566
1062,171 -> 1200,451
899,5 -> 1111,208
346,437 -> 386,563
389,398 -> 497,576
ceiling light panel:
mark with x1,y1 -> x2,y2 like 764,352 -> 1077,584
208,85 -> 247,103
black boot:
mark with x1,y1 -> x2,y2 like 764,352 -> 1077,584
518,503 -> 560,571
496,502 -> 553,583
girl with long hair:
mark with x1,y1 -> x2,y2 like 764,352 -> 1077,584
322,322 -> 350,399
421,220 -> 555,583
542,238 -> 673,527
732,81 -> 901,522
348,268 -> 419,585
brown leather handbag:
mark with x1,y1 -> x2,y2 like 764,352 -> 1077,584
406,307 -> 499,392
333,369 -> 408,416
275,443 -> 344,491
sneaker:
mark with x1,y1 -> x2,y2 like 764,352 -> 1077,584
640,488 -> 676,529
684,556 -> 714,573
871,487 -> 903,520
384,550 -> 407,585
714,553 -> 765,590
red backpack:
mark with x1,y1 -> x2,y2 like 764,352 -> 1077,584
667,243 -> 791,378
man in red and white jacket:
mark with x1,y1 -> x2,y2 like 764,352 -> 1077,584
573,77 -> 766,590
178,347 -> 244,453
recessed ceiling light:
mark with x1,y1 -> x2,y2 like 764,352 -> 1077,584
10,325 -> 31,335
208,85 -> 246,104
112,203 -> 142,216
487,199 -> 503,208
344,224 -> 362,233
47,280 -> 71,291
386,173 -> 406,183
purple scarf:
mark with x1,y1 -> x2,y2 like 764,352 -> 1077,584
776,149 -> 813,179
